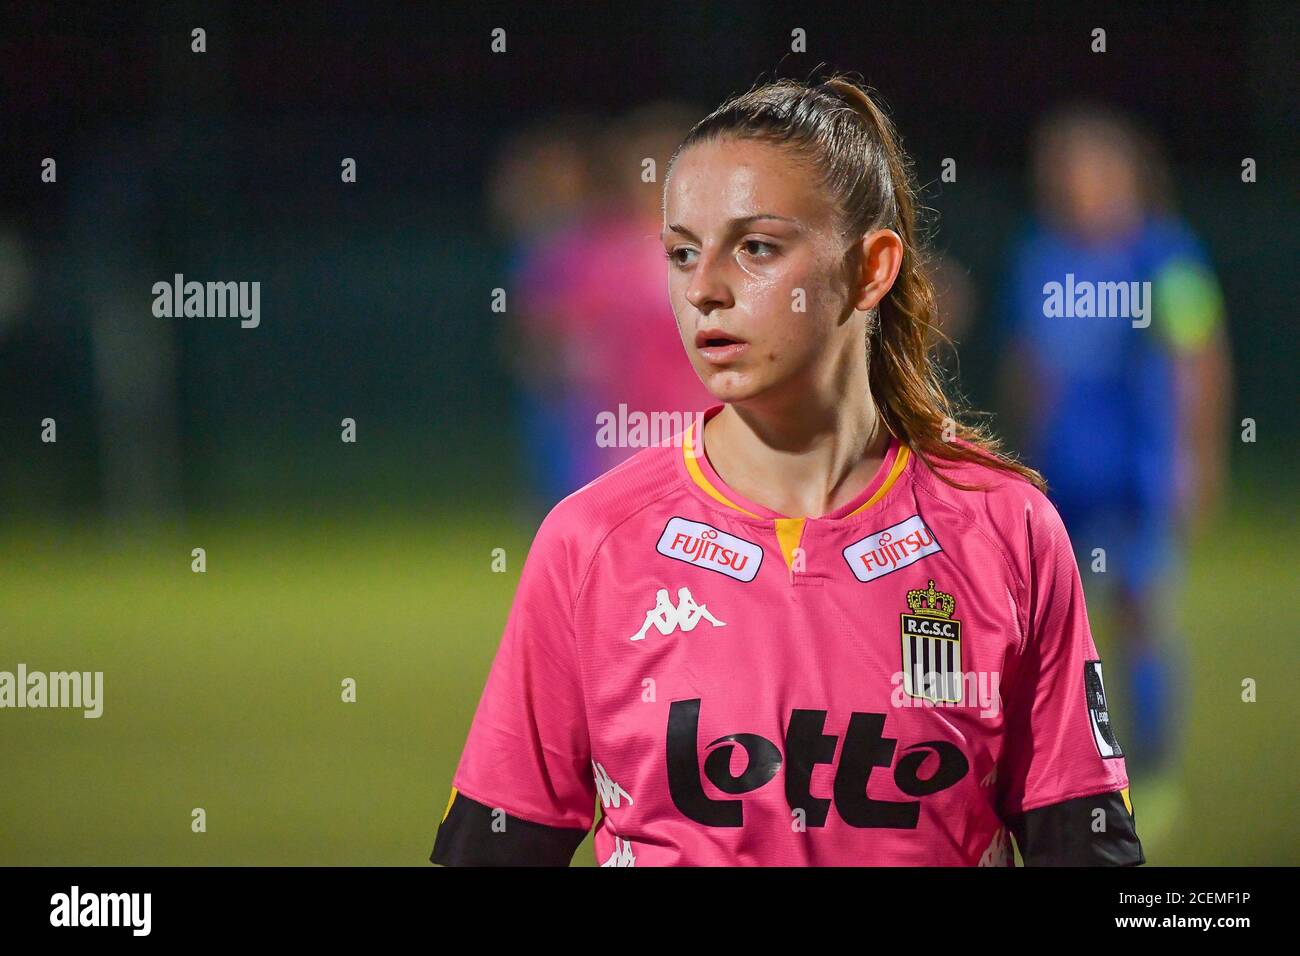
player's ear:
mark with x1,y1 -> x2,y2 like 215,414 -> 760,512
853,229 -> 904,312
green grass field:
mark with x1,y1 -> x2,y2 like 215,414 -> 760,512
0,503 -> 1294,866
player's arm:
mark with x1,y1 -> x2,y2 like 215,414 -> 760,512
1153,256 -> 1231,531
1004,789 -> 1142,866
430,508 -> 596,866
434,789 -> 590,867
995,494 -> 1145,866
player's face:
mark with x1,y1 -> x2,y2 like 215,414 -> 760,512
662,137 -> 861,405
1043,134 -> 1143,242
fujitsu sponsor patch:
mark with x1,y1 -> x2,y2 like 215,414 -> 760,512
843,514 -> 942,582
656,517 -> 762,582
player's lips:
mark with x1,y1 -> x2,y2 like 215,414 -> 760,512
694,328 -> 749,364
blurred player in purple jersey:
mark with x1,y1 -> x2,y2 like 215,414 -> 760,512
488,116 -> 603,513
494,106 -> 717,516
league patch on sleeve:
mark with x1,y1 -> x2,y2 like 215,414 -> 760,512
1084,660 -> 1124,759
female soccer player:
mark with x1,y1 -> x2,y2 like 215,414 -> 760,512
432,75 -> 1144,866
1000,104 -> 1230,783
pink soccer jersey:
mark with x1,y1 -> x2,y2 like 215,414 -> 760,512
432,403 -> 1143,866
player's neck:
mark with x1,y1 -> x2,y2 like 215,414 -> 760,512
702,396 -> 889,520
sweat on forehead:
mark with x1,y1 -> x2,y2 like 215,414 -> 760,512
663,140 -> 843,235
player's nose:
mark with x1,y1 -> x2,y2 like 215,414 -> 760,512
684,248 -> 735,314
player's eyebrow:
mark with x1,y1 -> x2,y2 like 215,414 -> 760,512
661,214 -> 800,242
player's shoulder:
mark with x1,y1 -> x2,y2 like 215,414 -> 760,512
911,442 -> 1052,512
533,438 -> 688,557
1011,219 -> 1067,266
1141,214 -> 1208,263
910,444 -> 1070,575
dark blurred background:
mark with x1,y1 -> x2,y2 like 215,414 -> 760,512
0,1 -> 1294,865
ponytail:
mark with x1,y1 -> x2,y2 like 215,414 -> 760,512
823,78 -> 1044,491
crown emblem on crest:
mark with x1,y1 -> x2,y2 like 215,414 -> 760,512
906,579 -> 955,618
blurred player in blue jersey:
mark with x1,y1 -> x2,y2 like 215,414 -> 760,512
1000,104 -> 1232,782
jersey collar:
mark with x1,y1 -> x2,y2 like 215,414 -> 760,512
678,403 -> 912,525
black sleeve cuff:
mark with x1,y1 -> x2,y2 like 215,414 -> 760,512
431,791 -> 590,867
1007,789 -> 1146,866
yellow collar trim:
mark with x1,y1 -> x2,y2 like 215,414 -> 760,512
774,517 -> 807,571
683,418 -> 911,522
682,417 -> 763,519
844,445 -> 911,517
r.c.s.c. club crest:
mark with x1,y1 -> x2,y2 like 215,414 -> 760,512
900,579 -> 962,703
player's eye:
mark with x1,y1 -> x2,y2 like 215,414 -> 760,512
664,247 -> 697,268
741,239 -> 777,258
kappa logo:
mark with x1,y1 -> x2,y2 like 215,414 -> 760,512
629,587 -> 726,641
592,760 -> 634,809
601,837 -> 636,867
656,517 -> 762,582
843,514 -> 942,582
